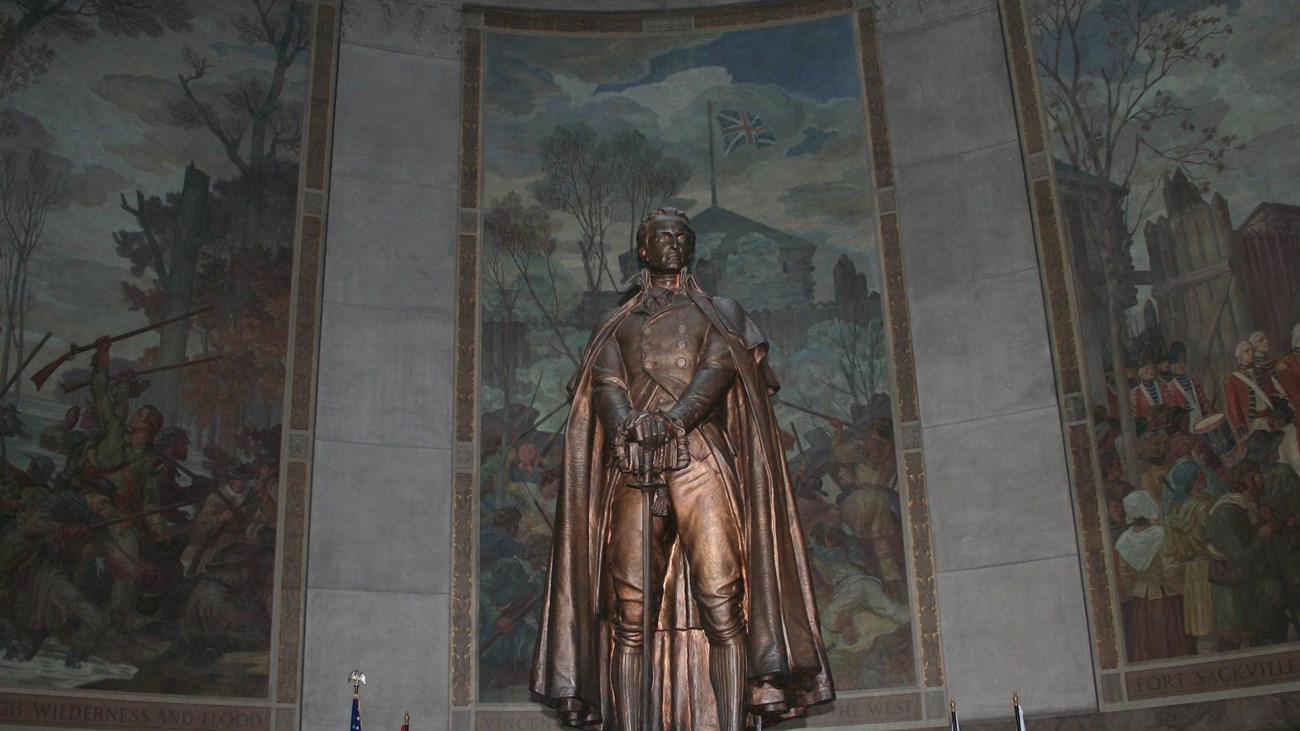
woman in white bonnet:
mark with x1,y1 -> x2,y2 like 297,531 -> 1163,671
1115,490 -> 1194,660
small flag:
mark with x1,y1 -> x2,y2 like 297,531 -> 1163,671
717,109 -> 776,155
348,669 -> 366,731
1013,692 -> 1026,731
949,697 -> 960,731
399,711 -> 410,731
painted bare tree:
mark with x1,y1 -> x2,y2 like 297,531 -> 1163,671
0,149 -> 63,397
1030,0 -> 1236,476
484,191 -> 578,368
529,123 -> 620,294
171,0 -> 308,249
609,129 -> 690,264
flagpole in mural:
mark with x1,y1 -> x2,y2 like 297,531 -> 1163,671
707,99 -> 719,208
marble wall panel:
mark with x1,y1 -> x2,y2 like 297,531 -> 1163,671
878,6 -> 1019,167
301,588 -> 448,731
923,405 -> 1076,572
935,556 -> 1096,719
307,440 -> 451,594
323,173 -> 457,314
330,43 -> 462,189
907,267 -> 1058,427
314,301 -> 454,449
893,140 -> 1038,292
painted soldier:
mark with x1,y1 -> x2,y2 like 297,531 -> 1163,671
1224,340 -> 1291,438
1130,348 -> 1169,431
1277,323 -> 1300,417
532,208 -> 833,730
1165,341 -> 1211,426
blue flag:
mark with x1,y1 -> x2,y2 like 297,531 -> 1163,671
350,692 -> 362,731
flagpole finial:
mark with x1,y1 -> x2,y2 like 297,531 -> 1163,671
405,712 -> 410,723
348,669 -> 366,692
949,697 -> 956,712
1013,691 -> 1020,705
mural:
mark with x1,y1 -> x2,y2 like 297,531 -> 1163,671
1028,0 -> 1300,673
475,11 -> 920,704
0,0 -> 314,701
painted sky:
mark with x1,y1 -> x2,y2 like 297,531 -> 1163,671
0,1 -> 308,362
1034,0 -> 1300,267
482,13 -> 879,299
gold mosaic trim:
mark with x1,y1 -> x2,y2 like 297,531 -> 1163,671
479,0 -> 850,34
455,234 -> 478,443
451,472 -> 476,706
459,29 -> 482,210
304,5 -> 338,190
450,229 -> 479,706
289,215 -> 322,431
858,3 -> 941,687
693,0 -> 851,29
878,214 -> 918,424
1069,425 -> 1119,669
856,9 -> 894,190
997,0 -> 1119,670
276,461 -> 310,702
1033,180 -> 1083,394
452,17 -> 484,706
275,1 -> 340,709
904,452 -> 943,686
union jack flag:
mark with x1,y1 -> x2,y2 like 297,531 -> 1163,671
717,109 -> 776,155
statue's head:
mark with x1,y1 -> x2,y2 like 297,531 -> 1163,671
636,207 -> 695,275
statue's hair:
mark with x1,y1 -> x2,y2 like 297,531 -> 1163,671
635,206 -> 694,251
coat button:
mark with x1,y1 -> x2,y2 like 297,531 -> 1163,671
676,357 -> 687,367
677,339 -> 687,348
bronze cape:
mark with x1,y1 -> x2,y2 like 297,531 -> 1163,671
531,274 -> 834,728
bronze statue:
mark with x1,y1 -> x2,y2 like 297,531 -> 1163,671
531,207 -> 834,729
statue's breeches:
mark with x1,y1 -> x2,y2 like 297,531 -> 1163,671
605,432 -> 744,649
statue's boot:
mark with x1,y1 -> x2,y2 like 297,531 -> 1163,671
710,637 -> 747,731
614,645 -> 643,731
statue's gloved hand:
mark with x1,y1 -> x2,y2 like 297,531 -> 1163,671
624,410 -> 676,448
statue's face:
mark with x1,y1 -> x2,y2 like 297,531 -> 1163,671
639,216 -> 694,274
